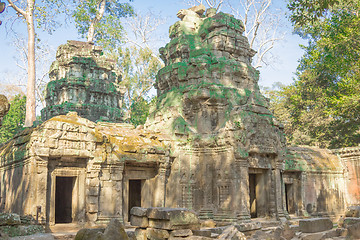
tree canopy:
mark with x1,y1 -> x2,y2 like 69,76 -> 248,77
268,0 -> 360,148
0,95 -> 26,144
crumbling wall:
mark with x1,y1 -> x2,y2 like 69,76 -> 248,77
335,147 -> 360,206
285,146 -> 347,217
0,112 -> 170,225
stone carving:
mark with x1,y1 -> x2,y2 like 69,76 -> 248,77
41,40 -> 125,123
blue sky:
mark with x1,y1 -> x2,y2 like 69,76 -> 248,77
0,0 -> 306,95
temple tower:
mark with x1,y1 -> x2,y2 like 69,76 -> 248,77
145,5 -> 288,223
41,40 -> 125,122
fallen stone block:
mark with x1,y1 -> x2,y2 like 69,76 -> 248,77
0,213 -> 21,226
299,218 -> 333,233
217,225 -> 247,240
346,222 -> 360,239
134,228 -> 147,240
340,217 -> 360,228
131,207 -> 148,217
170,229 -> 193,237
130,215 -> 149,228
235,221 -> 261,232
192,229 -> 211,237
146,227 -> 170,240
103,219 -> 129,240
147,208 -> 200,230
299,228 -> 339,240
149,219 -> 200,230
74,228 -> 105,240
345,206 -> 360,217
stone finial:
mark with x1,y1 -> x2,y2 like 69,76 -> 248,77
189,4 -> 206,15
176,4 -> 206,20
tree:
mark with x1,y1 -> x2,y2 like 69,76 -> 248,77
115,45 -> 162,122
4,0 -> 65,127
129,96 -> 151,127
6,0 -> 36,127
281,0 -> 360,148
0,95 -> 26,144
72,0 -> 134,48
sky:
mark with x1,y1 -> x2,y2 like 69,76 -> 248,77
0,0 -> 307,99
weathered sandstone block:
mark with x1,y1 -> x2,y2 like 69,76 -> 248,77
345,206 -> 360,217
299,218 -> 333,233
146,227 -> 170,240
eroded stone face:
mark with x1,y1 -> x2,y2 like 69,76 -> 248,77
41,40 -> 125,123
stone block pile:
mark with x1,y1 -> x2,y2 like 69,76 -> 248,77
130,207 -> 248,240
0,213 -> 44,239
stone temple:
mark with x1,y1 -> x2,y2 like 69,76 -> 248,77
0,5 -> 359,231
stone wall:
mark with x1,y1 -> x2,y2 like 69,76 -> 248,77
285,146 -> 347,217
335,147 -> 360,206
41,40 -> 125,123
0,112 -> 170,225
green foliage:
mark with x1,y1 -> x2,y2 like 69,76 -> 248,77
0,95 -> 26,144
72,0 -> 134,48
114,45 -> 162,120
130,97 -> 151,127
270,1 -> 360,148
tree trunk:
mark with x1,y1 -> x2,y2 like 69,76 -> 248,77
24,0 -> 36,127
87,0 -> 106,42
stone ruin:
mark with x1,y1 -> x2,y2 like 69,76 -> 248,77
145,5 -> 287,222
0,4 -> 360,239
41,40 -> 125,123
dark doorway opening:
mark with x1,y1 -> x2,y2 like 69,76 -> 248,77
249,174 -> 257,218
55,176 -> 74,223
128,180 -> 142,221
285,183 -> 295,214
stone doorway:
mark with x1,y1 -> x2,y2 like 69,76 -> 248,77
55,176 -> 75,223
249,174 -> 257,218
128,180 -> 142,221
285,183 -> 295,214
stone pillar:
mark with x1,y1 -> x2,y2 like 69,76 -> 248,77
237,160 -> 251,222
35,157 -> 48,225
86,163 -> 101,225
300,172 -> 308,216
111,164 -> 124,223
155,161 -> 168,207
199,163 -> 214,220
274,163 -> 286,221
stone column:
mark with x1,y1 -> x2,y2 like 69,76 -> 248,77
199,163 -> 214,220
86,163 -> 101,225
300,172 -> 308,216
35,157 -> 48,225
237,160 -> 251,222
155,161 -> 168,207
111,163 -> 124,223
274,163 -> 286,221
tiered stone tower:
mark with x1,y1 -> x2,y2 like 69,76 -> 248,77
41,40 -> 125,122
145,5 -> 288,223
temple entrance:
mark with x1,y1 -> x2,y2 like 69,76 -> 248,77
249,174 -> 257,218
285,183 -> 295,214
128,180 -> 142,221
55,176 -> 75,223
